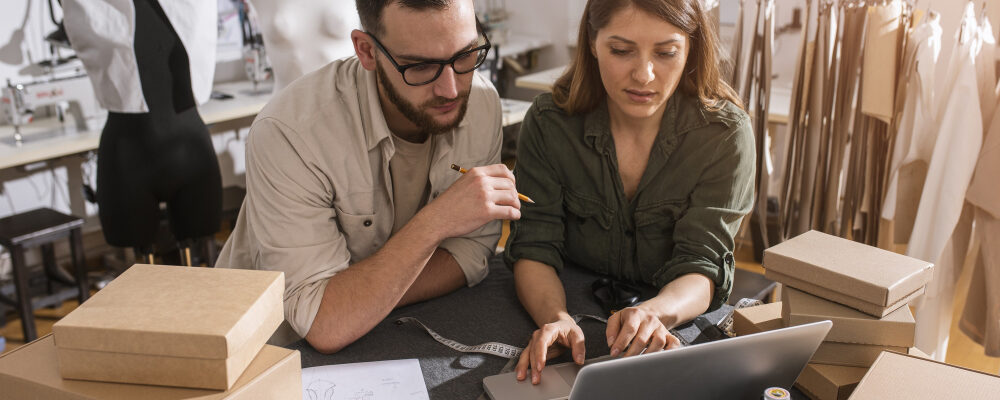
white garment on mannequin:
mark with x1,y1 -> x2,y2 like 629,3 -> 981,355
248,0 -> 359,90
63,0 -> 217,112
910,3 -> 986,361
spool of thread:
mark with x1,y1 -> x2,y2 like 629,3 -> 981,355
762,387 -> 790,400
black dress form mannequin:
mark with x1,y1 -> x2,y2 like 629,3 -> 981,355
97,0 -> 222,265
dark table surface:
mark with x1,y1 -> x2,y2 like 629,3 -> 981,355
288,256 -> 807,399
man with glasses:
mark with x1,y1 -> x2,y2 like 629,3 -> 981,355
216,0 -> 520,353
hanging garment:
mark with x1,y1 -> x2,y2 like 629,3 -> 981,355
744,0 -> 775,256
975,14 -> 997,128
779,0 -> 814,239
910,2 -> 985,361
789,2 -> 837,237
960,80 -> 1000,357
837,4 -> 883,243
882,13 -> 942,243
959,210 -> 1000,358
63,0 -> 216,112
861,1 -> 904,124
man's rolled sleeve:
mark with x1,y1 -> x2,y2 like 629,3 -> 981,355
652,117 -> 756,310
440,85 -> 504,286
440,223 -> 497,286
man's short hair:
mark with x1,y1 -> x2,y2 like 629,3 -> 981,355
356,0 -> 451,35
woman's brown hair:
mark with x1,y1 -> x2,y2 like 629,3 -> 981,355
552,0 -> 743,115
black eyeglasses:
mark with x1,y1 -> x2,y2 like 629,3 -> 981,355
367,28 -> 491,86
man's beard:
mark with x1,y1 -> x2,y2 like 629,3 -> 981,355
376,61 -> 471,136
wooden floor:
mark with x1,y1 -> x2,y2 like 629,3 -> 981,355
3,235 -> 998,376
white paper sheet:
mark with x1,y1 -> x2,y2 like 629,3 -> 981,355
301,359 -> 430,400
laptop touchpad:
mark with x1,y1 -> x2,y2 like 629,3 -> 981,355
555,363 -> 582,386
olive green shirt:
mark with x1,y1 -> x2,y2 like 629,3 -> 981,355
504,91 -> 755,310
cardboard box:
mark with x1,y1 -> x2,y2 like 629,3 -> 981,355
733,302 -> 784,336
0,335 -> 302,399
52,264 -> 284,390
795,363 -> 868,400
849,351 -> 1000,399
782,287 -> 915,347
812,342 -> 908,368
763,230 -> 933,317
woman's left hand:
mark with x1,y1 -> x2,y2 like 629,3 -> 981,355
606,306 -> 682,357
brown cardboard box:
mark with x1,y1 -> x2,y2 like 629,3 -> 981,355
52,264 -> 284,390
811,342 -> 908,368
0,335 -> 302,399
795,363 -> 868,400
782,287 -> 915,347
849,351 -> 1000,399
733,302 -> 784,336
763,230 -> 933,317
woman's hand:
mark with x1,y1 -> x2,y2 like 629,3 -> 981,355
606,306 -> 682,357
515,317 -> 586,384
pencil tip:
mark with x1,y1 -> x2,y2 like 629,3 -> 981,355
450,164 -> 460,171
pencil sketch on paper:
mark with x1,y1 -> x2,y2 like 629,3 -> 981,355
301,359 -> 429,400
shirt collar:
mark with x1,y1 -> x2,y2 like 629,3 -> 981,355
583,90 -> 708,153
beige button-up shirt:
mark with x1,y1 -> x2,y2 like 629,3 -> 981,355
216,56 -> 503,340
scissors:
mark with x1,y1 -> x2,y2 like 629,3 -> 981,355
591,277 -> 642,315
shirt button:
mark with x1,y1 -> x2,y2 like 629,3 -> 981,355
363,220 -> 373,227
724,253 -> 734,265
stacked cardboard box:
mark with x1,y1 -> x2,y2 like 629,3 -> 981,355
0,264 -> 301,398
0,335 -> 301,399
750,231 -> 934,400
849,351 -> 1000,399
733,301 -> 929,400
783,287 -> 914,368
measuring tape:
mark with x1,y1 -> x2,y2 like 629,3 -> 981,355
395,314 -> 609,358
395,317 -> 525,359
396,314 -> 611,373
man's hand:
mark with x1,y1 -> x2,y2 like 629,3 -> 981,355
419,164 -> 521,239
515,317 -> 586,385
606,306 -> 682,357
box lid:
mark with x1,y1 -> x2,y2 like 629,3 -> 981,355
52,264 -> 284,360
763,231 -> 933,306
849,351 -> 1000,399
807,363 -> 868,387
796,363 -> 868,400
782,287 -> 915,346
733,302 -> 784,336
0,335 -> 301,400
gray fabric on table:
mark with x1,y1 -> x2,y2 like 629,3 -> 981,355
288,255 -> 734,400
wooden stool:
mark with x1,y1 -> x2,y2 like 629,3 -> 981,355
0,208 -> 88,342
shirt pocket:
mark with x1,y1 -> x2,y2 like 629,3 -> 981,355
562,189 -> 613,273
335,211 -> 379,261
634,199 -> 685,281
334,191 -> 379,261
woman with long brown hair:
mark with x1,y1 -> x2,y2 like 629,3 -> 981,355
504,0 -> 755,384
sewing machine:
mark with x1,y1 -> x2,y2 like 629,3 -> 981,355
1,74 -> 99,146
240,0 -> 272,93
243,43 -> 272,93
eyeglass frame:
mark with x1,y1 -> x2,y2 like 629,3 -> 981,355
365,21 -> 492,86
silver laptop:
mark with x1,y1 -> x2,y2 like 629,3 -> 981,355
483,321 -> 831,400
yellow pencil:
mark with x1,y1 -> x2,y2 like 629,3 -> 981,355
450,164 -> 535,204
